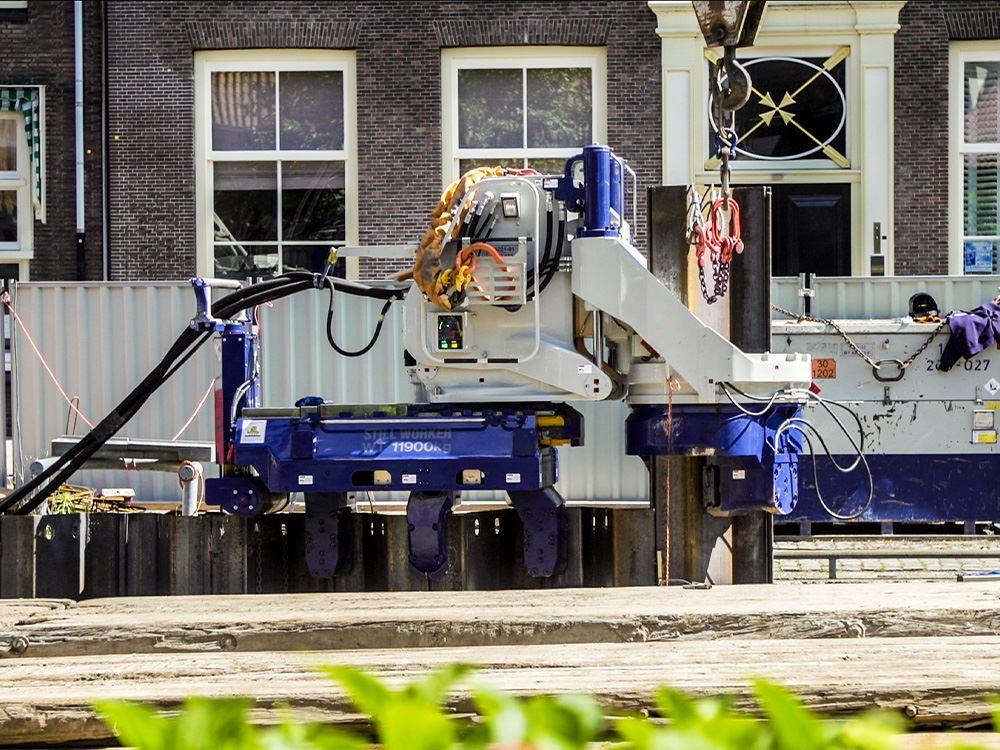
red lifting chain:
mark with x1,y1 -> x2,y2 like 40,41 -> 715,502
694,197 -> 744,304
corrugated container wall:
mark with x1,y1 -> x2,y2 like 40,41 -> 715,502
9,283 -> 649,505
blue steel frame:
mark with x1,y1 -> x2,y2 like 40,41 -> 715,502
626,404 -> 805,515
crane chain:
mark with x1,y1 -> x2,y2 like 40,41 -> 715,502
772,304 -> 950,382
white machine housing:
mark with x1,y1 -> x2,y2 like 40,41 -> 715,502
403,174 -> 811,405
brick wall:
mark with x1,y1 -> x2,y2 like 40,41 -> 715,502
105,0 -> 661,280
894,0 -> 1000,275
0,0 -> 104,280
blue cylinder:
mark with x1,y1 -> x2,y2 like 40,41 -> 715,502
581,144 -> 618,238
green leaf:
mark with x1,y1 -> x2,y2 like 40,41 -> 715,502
321,666 -> 393,716
171,697 -> 259,750
406,663 -> 474,704
655,687 -> 700,728
752,679 -> 825,750
260,721 -> 366,750
95,700 -> 171,750
472,684 -> 528,745
616,715 -> 668,750
378,698 -> 455,750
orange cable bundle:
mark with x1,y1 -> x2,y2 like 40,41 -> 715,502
411,165 -> 505,310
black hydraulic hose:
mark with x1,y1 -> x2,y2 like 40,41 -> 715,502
466,211 -> 482,238
539,216 -> 566,293
0,276 -> 314,514
1,273 -> 403,515
325,278 -> 402,357
525,208 -> 554,302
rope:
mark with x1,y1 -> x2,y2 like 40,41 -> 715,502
1,291 -> 95,429
171,376 -> 219,441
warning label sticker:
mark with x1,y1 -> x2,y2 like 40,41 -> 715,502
811,358 -> 837,379
240,419 -> 267,444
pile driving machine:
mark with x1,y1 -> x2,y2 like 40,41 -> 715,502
192,140 -> 817,580
0,0 -> 837,581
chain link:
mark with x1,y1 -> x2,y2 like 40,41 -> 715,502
772,304 -> 950,380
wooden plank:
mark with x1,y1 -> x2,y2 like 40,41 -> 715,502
462,510 -> 518,590
6,581 -> 1000,659
0,515 -> 36,599
158,516 -> 207,595
124,513 -> 159,596
611,508 -> 656,587
82,514 -> 125,599
208,515 -> 247,595
0,635 -> 997,745
34,515 -> 83,600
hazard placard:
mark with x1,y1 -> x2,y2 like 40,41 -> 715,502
811,358 -> 837,379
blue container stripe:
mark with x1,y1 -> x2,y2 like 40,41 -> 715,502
790,454 -> 1000,523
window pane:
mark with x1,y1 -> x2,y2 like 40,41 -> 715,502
282,161 -> 345,242
458,69 -> 522,148
527,157 -> 569,175
459,158 -> 518,175
965,62 -> 1000,144
213,161 -> 277,241
280,71 -> 344,151
282,245 -> 346,276
0,191 -> 15,242
0,120 -> 15,172
964,239 -> 1000,274
527,68 -> 591,148
211,71 -> 275,151
214,244 -> 279,279
964,153 -> 999,236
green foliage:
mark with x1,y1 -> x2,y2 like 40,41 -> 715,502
96,666 -> 990,750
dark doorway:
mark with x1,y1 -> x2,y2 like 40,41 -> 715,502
770,183 -> 851,277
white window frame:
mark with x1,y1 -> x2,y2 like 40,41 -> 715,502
950,42 -> 1000,275
0,2 -> 28,8
194,49 -> 359,279
0,110 -> 33,261
702,47 -> 852,173
441,46 -> 608,184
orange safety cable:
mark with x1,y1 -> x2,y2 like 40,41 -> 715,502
171,376 -> 219,441
0,291 -> 95,430
456,242 -> 516,302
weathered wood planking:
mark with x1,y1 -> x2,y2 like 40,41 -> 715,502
1,636 -> 999,745
0,509 -> 658,598
2,581 -> 1000,658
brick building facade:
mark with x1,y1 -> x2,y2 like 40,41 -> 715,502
0,0 -> 998,280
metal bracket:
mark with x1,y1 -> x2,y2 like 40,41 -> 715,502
772,453 -> 799,515
189,277 -> 242,331
406,491 -> 456,579
509,487 -> 568,578
304,492 -> 354,579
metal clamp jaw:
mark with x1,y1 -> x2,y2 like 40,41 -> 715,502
189,277 -> 243,332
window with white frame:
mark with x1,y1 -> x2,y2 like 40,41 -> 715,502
955,48 -> 1000,274
0,111 -> 31,256
195,51 -> 357,279
442,47 -> 607,182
